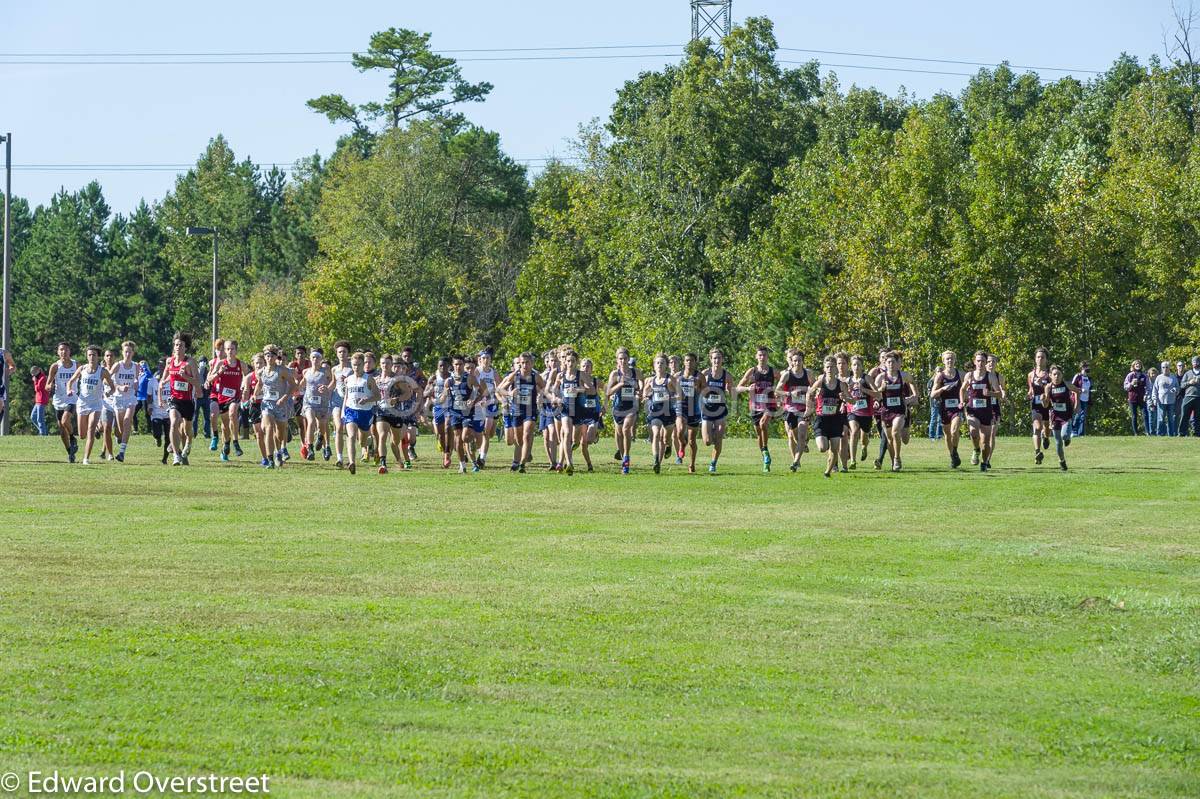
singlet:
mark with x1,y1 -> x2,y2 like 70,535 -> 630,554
677,372 -> 701,417
432,374 -> 450,409
561,370 -> 582,415
702,368 -> 728,416
213,358 -> 245,402
782,368 -> 810,413
112,360 -> 139,402
77,365 -> 104,406
512,372 -> 537,416
817,377 -> 843,416
258,368 -> 285,403
390,379 -> 418,419
375,373 -> 398,412
939,368 -> 962,410
988,370 -> 1001,407
166,357 -> 192,401
750,366 -> 776,412
1049,382 -> 1072,415
478,367 -> 498,411
332,364 -> 353,401
448,373 -> 472,413
967,371 -> 991,411
848,374 -> 873,416
304,367 -> 331,408
52,359 -> 78,409
881,372 -> 906,413
647,376 -> 671,417
1030,369 -> 1050,407
343,373 -> 373,411
613,369 -> 638,413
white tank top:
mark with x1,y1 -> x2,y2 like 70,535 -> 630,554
53,360 -> 78,408
375,374 -> 397,410
304,368 -> 330,407
343,374 -> 374,410
112,360 -> 138,393
259,368 -> 284,402
77,365 -> 104,403
333,364 -> 353,397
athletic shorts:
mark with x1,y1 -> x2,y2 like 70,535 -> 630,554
217,396 -> 239,412
513,410 -> 536,426
377,412 -> 406,430
304,401 -> 331,416
169,398 -> 196,421
939,403 -> 964,426
448,411 -> 469,430
993,403 -> 1002,422
966,408 -> 994,426
261,399 -> 288,422
432,406 -> 446,426
750,409 -> 776,425
784,411 -> 805,430
1031,403 -> 1050,421
466,417 -> 485,434
647,411 -> 676,427
342,407 -> 374,429
816,412 -> 846,440
701,408 -> 728,423
849,413 -> 873,428
245,402 -> 262,425
77,399 -> 104,417
681,412 -> 701,429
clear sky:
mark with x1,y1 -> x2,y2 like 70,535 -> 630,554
1,0 -> 1179,213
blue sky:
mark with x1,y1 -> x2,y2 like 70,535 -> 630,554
2,0 -> 1178,213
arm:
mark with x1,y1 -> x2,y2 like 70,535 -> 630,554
930,372 -> 944,399
903,373 -> 919,406
101,367 -> 116,393
735,368 -> 755,393
366,377 -> 381,406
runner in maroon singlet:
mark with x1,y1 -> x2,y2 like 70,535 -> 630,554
961,350 -> 999,471
736,346 -> 778,472
1027,347 -> 1052,465
775,348 -> 811,472
1043,365 -> 1080,471
873,350 -> 918,472
930,350 -> 965,469
846,354 -> 880,468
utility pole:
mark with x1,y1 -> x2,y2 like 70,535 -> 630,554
185,226 -> 219,347
1,132 -> 10,436
691,0 -> 732,46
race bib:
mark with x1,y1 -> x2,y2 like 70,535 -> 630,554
820,401 -> 838,415
172,380 -> 188,392
944,398 -> 960,409
582,397 -> 595,409
620,386 -> 635,400
681,385 -> 694,397
453,398 -> 467,411
653,390 -> 667,404
970,398 -> 987,408
220,387 -> 236,398
518,385 -> 532,399
1052,402 -> 1068,412
853,399 -> 868,411
753,393 -> 767,406
563,387 -> 578,398
886,396 -> 901,407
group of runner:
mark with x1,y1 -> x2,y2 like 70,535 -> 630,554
38,335 -> 1088,475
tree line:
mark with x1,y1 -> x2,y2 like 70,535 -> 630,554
3,17 -> 1198,434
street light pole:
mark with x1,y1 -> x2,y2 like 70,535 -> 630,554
1,133 -> 11,437
186,226 -> 219,348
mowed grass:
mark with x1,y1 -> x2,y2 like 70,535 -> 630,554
0,431 -> 1197,798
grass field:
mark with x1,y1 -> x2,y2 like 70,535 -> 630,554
0,432 -> 1197,798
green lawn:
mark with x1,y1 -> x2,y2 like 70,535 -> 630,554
0,432 -> 1197,798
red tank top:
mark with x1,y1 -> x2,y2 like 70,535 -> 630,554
166,357 -> 192,400
214,358 -> 244,402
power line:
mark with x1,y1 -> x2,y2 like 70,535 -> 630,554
0,44 -> 682,57
12,156 -> 584,172
779,47 -> 1103,75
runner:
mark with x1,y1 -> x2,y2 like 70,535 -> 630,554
301,349 -> 333,463
440,354 -> 483,474
668,354 -> 684,463
576,357 -> 602,472
99,348 -> 118,461
961,351 -> 999,471
339,351 -> 380,476
1044,365 -> 1080,471
147,362 -> 170,460
372,353 -> 399,472
254,345 -> 296,469
0,345 -> 13,429
64,345 -> 115,465
205,339 -> 246,462
606,347 -> 641,475
496,352 -> 546,472
775,348 -> 811,472
700,348 -> 732,474
289,345 -> 312,452
874,350 -> 918,472
240,353 -> 268,466
501,356 -> 520,451
206,338 -> 224,451
642,353 -> 678,475
1027,347 -> 1052,464
109,341 -> 141,462
539,350 -> 561,470
388,360 -> 424,470
551,348 -> 586,474
672,353 -> 702,474
46,342 -> 79,462
985,353 -> 1007,463
426,357 -> 452,468
737,346 -> 778,473
806,355 -> 854,477
846,354 -> 879,469
160,333 -> 200,466
930,350 -> 965,468
329,340 -> 354,469
399,346 -> 426,460
869,348 -> 891,470
474,349 -> 500,468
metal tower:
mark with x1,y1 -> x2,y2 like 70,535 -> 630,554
691,0 -> 732,43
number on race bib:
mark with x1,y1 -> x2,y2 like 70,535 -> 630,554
563,387 -> 577,398
172,380 -> 188,392
886,396 -> 901,407
971,398 -> 987,408
853,399 -> 868,411
221,387 -> 236,398
620,386 -> 635,400
944,398 -> 960,409
1052,402 -> 1067,412
820,401 -> 838,415
453,399 -> 467,411
753,393 -> 767,406
682,385 -> 694,397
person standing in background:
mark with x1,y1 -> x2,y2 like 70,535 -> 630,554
0,345 -> 14,428
1155,361 -> 1179,437
1174,361 -> 1188,435
1124,360 -> 1149,435
926,370 -> 943,442
134,360 -> 151,433
1070,362 -> 1091,437
195,355 -> 210,439
1146,366 -> 1160,436
1179,357 -> 1200,437
30,365 -> 49,435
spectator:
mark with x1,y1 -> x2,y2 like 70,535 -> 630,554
134,360 -> 151,433
926,371 -> 942,440
1070,361 -> 1092,437
1146,367 -> 1160,435
195,355 -> 210,437
1175,361 -> 1188,435
1124,360 -> 1149,435
1180,357 -> 1200,437
1155,361 -> 1179,437
148,360 -> 169,448
30,365 -> 49,435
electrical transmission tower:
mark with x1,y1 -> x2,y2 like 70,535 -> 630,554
690,0 -> 732,44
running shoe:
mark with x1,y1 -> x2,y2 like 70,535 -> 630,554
676,455 -> 683,465
510,462 -> 519,472
980,462 -> 987,472
336,458 -> 344,470
613,450 -> 621,461
518,464 -> 526,473
1035,450 -> 1044,465
859,446 -> 868,462
300,444 -> 309,460
472,463 -> 481,473
892,458 -> 902,472
181,454 -> 190,466
173,455 -> 182,466
790,461 -> 799,473
1041,435 -> 1049,450
209,435 -> 218,451
708,461 -> 716,474
763,451 -> 772,468
873,458 -> 882,471
68,449 -> 76,464
408,445 -> 417,460
1060,460 -> 1068,471
281,447 -> 291,461
116,451 -> 125,463
306,448 -> 315,461
621,463 -> 630,475
823,468 -> 832,478
403,460 -> 412,470
220,450 -> 229,462
82,458 -> 91,465
322,446 -> 331,460
260,457 -> 270,467
1063,435 -> 1071,448
349,463 -> 356,475
840,465 -> 848,473
379,465 -> 388,475
688,465 -> 696,474
161,450 -> 168,465
459,462 -> 467,474
233,441 -> 244,457
653,458 -> 661,475
442,454 -> 451,469
971,449 -> 980,465
565,464 -> 573,476
848,460 -> 856,470
762,460 -> 770,473
587,464 -> 594,472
